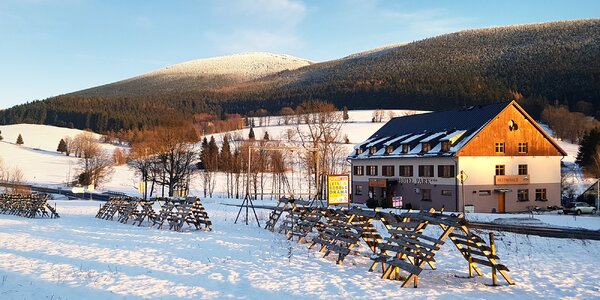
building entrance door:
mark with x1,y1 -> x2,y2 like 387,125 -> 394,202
498,192 -> 506,213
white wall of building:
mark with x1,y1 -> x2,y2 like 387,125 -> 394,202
458,156 -> 561,185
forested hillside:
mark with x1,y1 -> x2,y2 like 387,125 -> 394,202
1,19 -> 599,132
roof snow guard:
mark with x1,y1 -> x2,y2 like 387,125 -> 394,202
349,102 -> 508,159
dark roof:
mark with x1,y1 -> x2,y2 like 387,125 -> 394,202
369,102 -> 508,140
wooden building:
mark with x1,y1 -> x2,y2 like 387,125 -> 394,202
348,101 -> 566,213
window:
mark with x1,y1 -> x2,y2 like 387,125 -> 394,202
386,146 -> 394,154
357,148 -> 364,154
369,147 -> 377,155
353,166 -> 364,176
418,165 -> 434,177
438,165 -> 455,178
518,189 -> 529,201
441,190 -> 452,196
402,144 -> 410,153
355,185 -> 363,195
479,190 -> 492,196
421,189 -> 432,201
366,165 -> 378,176
422,143 -> 431,152
518,164 -> 528,175
441,141 -> 451,152
495,142 -> 505,153
518,142 -> 528,153
399,165 -> 413,177
382,165 -> 395,177
535,189 -> 547,201
495,165 -> 505,176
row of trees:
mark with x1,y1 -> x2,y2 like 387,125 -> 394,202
542,105 -> 599,143
124,100 -> 350,199
0,158 -> 25,192
4,21 -> 600,134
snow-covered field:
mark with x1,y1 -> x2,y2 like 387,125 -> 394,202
1,199 -> 600,299
1,111 -> 600,298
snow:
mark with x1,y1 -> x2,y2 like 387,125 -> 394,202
0,200 -> 600,299
146,52 -> 312,80
2,112 -> 600,298
539,123 -> 596,196
0,124 -> 123,185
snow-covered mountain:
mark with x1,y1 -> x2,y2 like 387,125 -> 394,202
148,52 -> 312,80
71,52 -> 312,97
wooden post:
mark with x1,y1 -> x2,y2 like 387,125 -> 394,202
489,232 -> 498,286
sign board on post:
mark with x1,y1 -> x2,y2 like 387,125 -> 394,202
138,182 -> 146,195
71,187 -> 85,194
327,174 -> 350,206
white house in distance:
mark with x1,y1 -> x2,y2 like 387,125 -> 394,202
348,101 -> 566,213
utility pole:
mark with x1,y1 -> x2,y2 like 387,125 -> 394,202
596,178 -> 600,212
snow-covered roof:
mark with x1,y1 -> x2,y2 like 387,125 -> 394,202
349,102 -> 509,159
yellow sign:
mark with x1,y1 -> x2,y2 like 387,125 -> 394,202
327,174 -> 350,205
138,181 -> 146,195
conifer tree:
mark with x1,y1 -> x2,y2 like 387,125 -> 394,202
342,106 -> 349,121
0,129 -> 3,141
263,131 -> 270,141
220,135 -> 232,171
200,137 -> 209,168
577,128 -> 600,172
248,127 -> 255,140
208,136 -> 219,171
57,138 -> 68,153
16,134 -> 23,145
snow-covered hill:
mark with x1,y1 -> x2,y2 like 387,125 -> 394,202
71,52 -> 312,97
148,52 -> 312,80
0,124 -> 127,186
0,111 -> 590,196
0,110 -> 417,194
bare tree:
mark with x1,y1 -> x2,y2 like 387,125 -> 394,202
295,100 -> 345,196
72,132 -> 113,187
372,109 -> 385,122
587,148 -> 600,178
153,126 -> 198,197
387,110 -> 397,121
542,105 -> 598,143
128,133 -> 160,200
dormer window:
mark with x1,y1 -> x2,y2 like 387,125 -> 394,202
441,141 -> 451,152
402,144 -> 409,153
357,148 -> 364,155
386,146 -> 394,154
422,143 -> 431,152
369,146 -> 377,155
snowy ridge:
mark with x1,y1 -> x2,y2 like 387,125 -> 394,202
143,52 -> 312,80
343,42 -> 409,60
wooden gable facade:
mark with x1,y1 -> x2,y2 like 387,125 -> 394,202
457,101 -> 566,157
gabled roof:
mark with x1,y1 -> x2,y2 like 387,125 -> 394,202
349,101 -> 566,160
368,102 -> 507,140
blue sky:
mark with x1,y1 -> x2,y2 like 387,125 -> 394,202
0,0 -> 598,108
